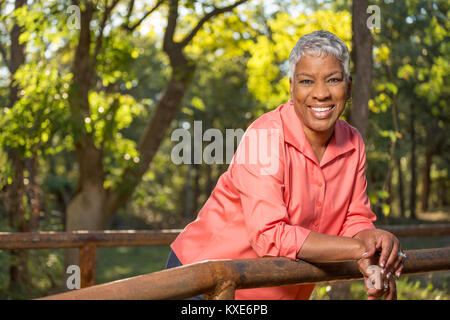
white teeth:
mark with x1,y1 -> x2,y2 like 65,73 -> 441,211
310,106 -> 334,112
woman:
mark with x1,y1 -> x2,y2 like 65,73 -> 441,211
167,30 -> 405,300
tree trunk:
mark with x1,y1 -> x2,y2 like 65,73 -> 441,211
184,163 -> 193,224
421,150 -> 433,212
205,162 -> 214,197
395,155 -> 406,218
192,164 -> 201,220
104,64 -> 196,221
5,0 -> 29,296
350,0 -> 373,141
25,156 -> 40,232
64,2 -> 105,278
6,151 -> 30,296
409,104 -> 417,219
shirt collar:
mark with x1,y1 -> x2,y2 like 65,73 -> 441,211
280,102 -> 356,167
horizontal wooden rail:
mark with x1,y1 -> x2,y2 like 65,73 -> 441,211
0,224 -> 449,250
39,247 -> 450,300
0,229 -> 180,288
382,223 -> 450,237
0,229 -> 181,250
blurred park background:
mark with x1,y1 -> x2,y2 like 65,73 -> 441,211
0,0 -> 448,299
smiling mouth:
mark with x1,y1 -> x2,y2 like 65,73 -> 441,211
305,104 -> 336,120
307,105 -> 335,112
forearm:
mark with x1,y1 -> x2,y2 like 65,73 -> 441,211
297,231 -> 366,262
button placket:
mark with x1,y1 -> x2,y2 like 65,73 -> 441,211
314,168 -> 326,230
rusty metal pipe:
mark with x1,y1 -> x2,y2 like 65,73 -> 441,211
210,281 -> 236,300
39,261 -> 218,300
39,247 -> 450,300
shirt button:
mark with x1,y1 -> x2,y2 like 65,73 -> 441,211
317,182 -> 322,187
317,201 -> 322,207
313,220 -> 319,227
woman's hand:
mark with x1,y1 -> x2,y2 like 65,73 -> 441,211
353,229 -> 405,279
354,229 -> 405,300
357,255 -> 397,300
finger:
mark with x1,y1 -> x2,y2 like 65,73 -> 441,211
394,260 -> 405,279
375,236 -> 383,251
378,236 -> 393,270
384,278 -> 397,300
365,271 -> 384,299
364,237 -> 378,258
393,246 -> 406,278
366,287 -> 383,300
357,259 -> 371,277
363,270 -> 384,300
385,240 -> 400,275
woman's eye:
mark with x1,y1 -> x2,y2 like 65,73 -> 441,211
328,78 -> 342,83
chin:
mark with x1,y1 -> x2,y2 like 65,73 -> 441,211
308,119 -> 336,133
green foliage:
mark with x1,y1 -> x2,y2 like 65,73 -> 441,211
0,249 -> 65,299
364,0 -> 450,217
0,62 -> 71,155
0,0 -> 449,300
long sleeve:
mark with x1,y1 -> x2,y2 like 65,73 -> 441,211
229,124 -> 311,261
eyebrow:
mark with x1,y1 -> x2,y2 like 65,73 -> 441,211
295,71 -> 343,78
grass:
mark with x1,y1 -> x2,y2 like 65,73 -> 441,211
95,246 -> 171,284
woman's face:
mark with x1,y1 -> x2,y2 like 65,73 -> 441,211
290,53 -> 351,142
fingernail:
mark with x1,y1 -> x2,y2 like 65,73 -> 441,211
380,261 -> 385,268
387,272 -> 391,279
362,252 -> 368,257
396,271 -> 401,278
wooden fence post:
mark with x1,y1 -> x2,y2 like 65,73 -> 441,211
79,244 -> 96,288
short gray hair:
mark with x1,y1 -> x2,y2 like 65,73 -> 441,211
288,30 -> 350,81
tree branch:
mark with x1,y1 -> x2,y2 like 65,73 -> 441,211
123,0 -> 164,32
124,0 -> 135,26
0,42 -> 9,71
163,0 -> 179,53
92,0 -> 121,66
179,0 -> 248,48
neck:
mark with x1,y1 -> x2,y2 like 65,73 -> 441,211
302,124 -> 334,149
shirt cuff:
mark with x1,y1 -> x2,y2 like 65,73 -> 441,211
341,222 -> 376,239
289,226 -> 312,261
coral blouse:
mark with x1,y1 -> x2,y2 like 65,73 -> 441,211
171,102 -> 376,299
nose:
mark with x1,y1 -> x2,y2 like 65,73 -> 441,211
311,81 -> 331,101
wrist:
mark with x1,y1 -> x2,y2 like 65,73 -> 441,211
353,239 -> 367,260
